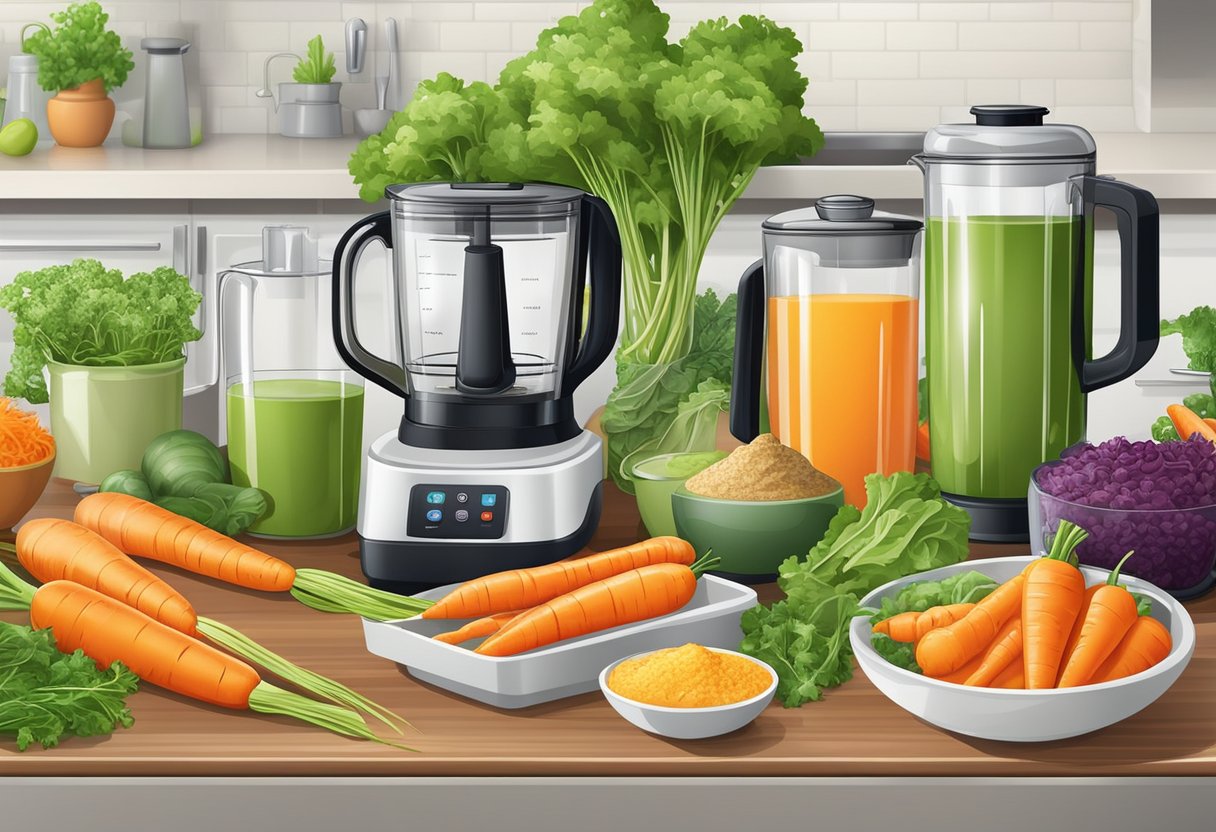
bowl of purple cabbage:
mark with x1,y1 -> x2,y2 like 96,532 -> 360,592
1029,436 -> 1216,598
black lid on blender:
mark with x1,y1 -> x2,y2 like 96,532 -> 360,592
763,194 -> 923,235
922,105 -> 1097,162
385,182 -> 584,207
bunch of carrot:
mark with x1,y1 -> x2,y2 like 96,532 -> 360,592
873,521 -> 1173,689
420,537 -> 716,656
1166,402 -> 1216,442
0,518 -> 409,747
0,398 -> 54,468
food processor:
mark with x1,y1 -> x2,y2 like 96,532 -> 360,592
332,183 -> 621,587
912,105 -> 1160,541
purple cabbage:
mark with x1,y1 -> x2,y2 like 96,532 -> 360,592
1032,436 -> 1216,592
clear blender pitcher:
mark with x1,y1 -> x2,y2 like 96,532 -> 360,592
731,195 -> 923,507
219,227 -> 364,538
913,105 -> 1160,540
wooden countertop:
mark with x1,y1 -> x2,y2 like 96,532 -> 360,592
2,478 -> 1214,777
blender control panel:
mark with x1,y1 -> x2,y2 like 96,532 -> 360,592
407,485 -> 509,539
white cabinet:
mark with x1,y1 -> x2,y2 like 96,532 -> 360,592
0,212 -> 195,426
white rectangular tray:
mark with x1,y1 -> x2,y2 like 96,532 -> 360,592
362,575 -> 758,709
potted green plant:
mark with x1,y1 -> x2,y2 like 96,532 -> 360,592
23,1 -> 134,147
0,259 -> 202,483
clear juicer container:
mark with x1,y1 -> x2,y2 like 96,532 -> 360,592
219,227 -> 364,538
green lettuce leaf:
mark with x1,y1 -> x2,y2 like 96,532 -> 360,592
1162,306 -> 1216,373
871,571 -> 998,622
870,633 -> 919,673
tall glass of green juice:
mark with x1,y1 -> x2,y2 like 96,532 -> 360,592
925,216 -> 1091,499
227,373 -> 364,538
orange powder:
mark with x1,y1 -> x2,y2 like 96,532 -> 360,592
607,643 -> 772,708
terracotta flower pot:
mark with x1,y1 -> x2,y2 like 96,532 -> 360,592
46,78 -> 115,147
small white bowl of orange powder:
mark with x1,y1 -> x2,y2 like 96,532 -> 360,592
599,643 -> 778,739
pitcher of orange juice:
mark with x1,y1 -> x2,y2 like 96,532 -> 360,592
730,195 -> 923,507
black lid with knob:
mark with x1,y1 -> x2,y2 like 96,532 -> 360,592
922,104 -> 1097,161
762,194 -> 923,235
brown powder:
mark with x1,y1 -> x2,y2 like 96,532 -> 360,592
683,433 -> 838,501
607,643 -> 773,708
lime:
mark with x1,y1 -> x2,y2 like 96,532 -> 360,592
0,118 -> 38,157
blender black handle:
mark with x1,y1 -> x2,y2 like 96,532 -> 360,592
1075,176 -> 1160,394
456,242 -> 517,394
564,194 -> 622,392
729,259 -> 765,442
331,211 -> 409,398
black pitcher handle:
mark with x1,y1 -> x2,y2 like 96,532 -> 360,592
730,259 -> 765,442
1075,176 -> 1160,394
564,194 -> 622,392
331,211 -> 410,398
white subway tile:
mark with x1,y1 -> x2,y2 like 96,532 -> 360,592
485,51 -> 521,79
965,78 -> 1021,104
840,3 -> 916,21
796,50 -> 831,81
957,21 -> 1080,50
227,22 -> 290,52
400,21 -> 442,51
204,86 -> 248,108
919,2 -> 989,21
990,2 -> 1052,21
858,79 -> 965,106
804,21 -> 885,51
106,2 -> 183,23
1049,105 -> 1138,131
806,105 -> 858,131
807,79 -> 857,106
1081,21 -> 1132,50
939,105 -> 974,123
439,21 -> 503,50
109,21 -> 147,39
1021,79 -> 1056,105
921,51 -> 1128,79
856,105 -> 942,131
886,21 -> 956,50
410,3 -> 476,21
1053,2 -> 1133,21
831,51 -> 918,79
1055,78 -> 1132,105
410,51 -> 489,82
222,107 -> 270,134
761,3 -> 839,22
511,20 -> 549,52
200,51 -> 250,86
183,2 -> 343,23
474,3 -> 578,21
289,21 -> 348,53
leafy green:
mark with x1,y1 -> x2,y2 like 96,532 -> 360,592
1133,593 -> 1153,616
348,0 -> 821,477
618,377 -> 729,490
1149,393 -> 1214,442
0,621 -> 138,751
0,259 -> 201,404
1162,306 -> 1216,373
739,472 -> 972,706
871,571 -> 998,622
23,2 -> 134,94
870,632 -> 919,673
292,34 -> 336,85
99,430 -> 267,536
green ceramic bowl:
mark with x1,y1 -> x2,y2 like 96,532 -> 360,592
672,484 -> 844,582
631,451 -> 728,537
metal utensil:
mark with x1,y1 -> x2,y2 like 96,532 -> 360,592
375,75 -> 388,110
1170,368 -> 1212,377
384,17 -> 403,111
345,18 -> 367,75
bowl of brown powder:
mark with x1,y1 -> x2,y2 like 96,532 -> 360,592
671,434 -> 844,582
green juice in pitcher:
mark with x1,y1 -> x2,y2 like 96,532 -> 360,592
226,377 -> 364,537
925,216 -> 1092,498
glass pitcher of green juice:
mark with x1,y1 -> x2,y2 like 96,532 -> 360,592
219,227 -> 364,538
913,106 -> 1160,541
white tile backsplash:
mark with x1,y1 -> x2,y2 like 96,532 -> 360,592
0,0 -> 1138,133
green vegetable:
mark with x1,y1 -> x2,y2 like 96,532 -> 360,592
0,118 -> 38,156
1162,306 -> 1216,373
870,632 -> 919,673
99,430 -> 267,536
739,472 -> 972,707
0,259 -> 201,404
866,570 -> 998,673
0,621 -> 138,751
1150,393 -> 1214,442
348,0 -> 821,487
22,2 -> 134,94
292,35 -> 336,85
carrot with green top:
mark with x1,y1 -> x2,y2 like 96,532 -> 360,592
1091,614 -> 1172,684
1023,520 -> 1088,689
433,610 -> 527,645
1057,551 -> 1139,688
964,616 -> 1023,687
915,576 -> 1024,677
1168,404 -> 1216,442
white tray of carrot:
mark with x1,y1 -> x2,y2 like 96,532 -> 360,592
362,574 -> 758,709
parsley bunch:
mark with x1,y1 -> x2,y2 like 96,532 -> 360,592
23,1 -> 134,94
0,622 -> 138,751
293,35 -> 337,85
0,259 -> 202,404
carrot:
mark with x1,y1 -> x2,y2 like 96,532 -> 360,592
932,653 -> 984,685
991,660 -> 1025,689
433,610 -> 526,645
0,398 -> 55,468
915,576 -> 1025,677
964,616 -> 1022,687
475,555 -> 718,657
0,518 -> 407,731
1206,419 -> 1216,433
872,603 -> 975,643
74,492 -> 432,621
1167,404 -> 1216,442
0,564 -> 408,748
1023,520 -> 1089,689
1090,615 -> 1172,684
1057,551 -> 1139,688
916,421 -> 931,461
1056,584 -> 1103,681
422,536 -> 696,620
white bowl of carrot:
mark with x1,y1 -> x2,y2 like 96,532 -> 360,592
850,554 -> 1196,743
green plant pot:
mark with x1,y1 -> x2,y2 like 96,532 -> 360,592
47,358 -> 185,484
672,485 -> 844,583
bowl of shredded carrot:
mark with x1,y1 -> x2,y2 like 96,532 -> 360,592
0,398 -> 56,531
599,644 -> 778,739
